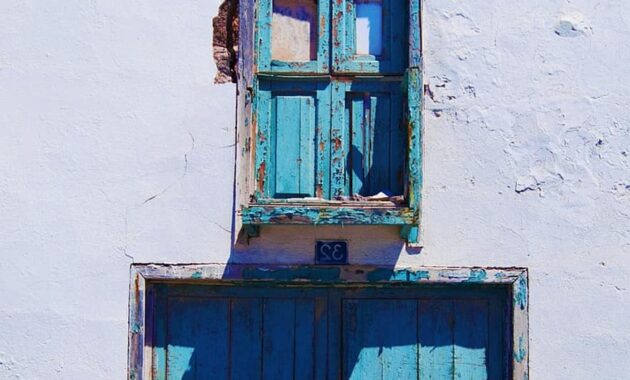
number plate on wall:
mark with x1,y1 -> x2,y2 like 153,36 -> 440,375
315,241 -> 348,265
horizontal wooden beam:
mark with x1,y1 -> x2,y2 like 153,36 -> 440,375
241,205 -> 416,225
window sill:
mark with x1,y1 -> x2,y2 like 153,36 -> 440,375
241,204 -> 416,225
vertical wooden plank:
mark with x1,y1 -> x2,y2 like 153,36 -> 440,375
235,0 -> 255,242
343,299 -> 418,380
327,289 -> 342,380
389,84 -> 405,196
151,286 -> 167,380
331,81 -> 347,197
487,295 -> 507,380
453,300 -> 489,380
409,0 -> 422,67
405,67 -> 423,244
512,271 -> 529,380
262,298 -> 296,380
255,0 -> 273,72
294,299 -> 316,380
317,0 -> 331,73
419,299 -> 455,379
388,0 -> 407,73
316,82 -> 332,199
230,298 -> 263,380
167,298 -> 229,380
254,81 -> 272,199
349,95 -> 365,195
274,96 -> 303,196
299,97 -> 316,196
371,94 -> 391,194
313,296 -> 328,380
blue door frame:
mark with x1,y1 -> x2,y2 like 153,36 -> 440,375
128,265 -> 528,380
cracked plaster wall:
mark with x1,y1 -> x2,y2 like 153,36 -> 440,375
0,0 -> 629,379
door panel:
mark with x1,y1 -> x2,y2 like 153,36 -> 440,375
151,284 -> 509,380
343,299 -> 419,379
153,286 -> 328,380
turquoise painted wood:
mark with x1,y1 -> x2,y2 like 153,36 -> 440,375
152,284 -> 509,380
419,300 -> 455,378
245,0 -> 423,242
332,0 -> 407,74
230,298 -> 263,379
256,0 -> 330,74
343,299 -> 418,379
255,80 -> 331,199
336,80 -> 405,196
166,298 -> 229,379
272,95 -> 315,197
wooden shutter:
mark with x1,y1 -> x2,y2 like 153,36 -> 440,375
255,80 -> 331,199
339,80 -> 405,197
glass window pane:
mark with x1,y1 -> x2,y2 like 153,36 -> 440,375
272,0 -> 318,61
355,0 -> 383,56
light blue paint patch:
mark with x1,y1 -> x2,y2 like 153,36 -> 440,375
190,271 -> 202,279
515,274 -> 528,310
464,268 -> 487,283
514,336 -> 526,363
130,322 -> 141,334
494,272 -> 507,280
366,269 -> 430,282
408,270 -> 430,281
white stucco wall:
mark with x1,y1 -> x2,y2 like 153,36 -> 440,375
0,0 -> 628,378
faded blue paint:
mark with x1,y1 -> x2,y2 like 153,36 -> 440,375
130,322 -> 141,334
515,272 -> 528,310
339,80 -> 405,197
190,271 -> 202,280
242,205 -> 415,225
465,268 -> 488,283
366,268 -> 430,282
246,0 -> 423,244
150,281 -> 511,380
514,335 -> 527,363
440,268 -> 487,282
495,271 -> 507,280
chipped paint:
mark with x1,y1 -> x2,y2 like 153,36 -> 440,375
241,205 -> 415,225
514,335 -> 527,363
366,268 -> 430,282
464,268 -> 487,282
515,272 -> 528,310
242,0 -> 423,244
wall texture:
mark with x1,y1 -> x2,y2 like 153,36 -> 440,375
0,0 -> 628,378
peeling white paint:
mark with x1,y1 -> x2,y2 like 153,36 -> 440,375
0,0 -> 629,379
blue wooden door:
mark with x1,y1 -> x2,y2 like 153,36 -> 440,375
333,287 -> 508,379
152,285 -> 328,380
151,284 -> 509,379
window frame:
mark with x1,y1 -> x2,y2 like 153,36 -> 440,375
128,264 -> 530,380
236,0 -> 423,244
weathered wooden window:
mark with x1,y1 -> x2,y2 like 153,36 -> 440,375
237,0 -> 422,244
